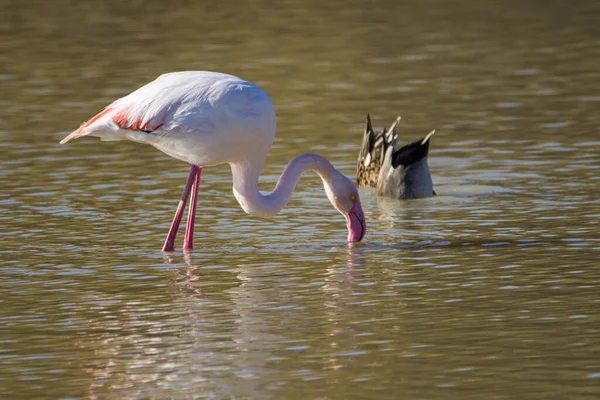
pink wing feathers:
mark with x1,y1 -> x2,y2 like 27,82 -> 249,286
59,71 -> 268,145
59,72 -> 205,144
60,87 -> 173,144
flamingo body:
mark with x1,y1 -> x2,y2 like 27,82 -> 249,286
61,71 -> 366,250
63,72 -> 275,168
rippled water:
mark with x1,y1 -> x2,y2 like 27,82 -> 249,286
1,0 -> 599,398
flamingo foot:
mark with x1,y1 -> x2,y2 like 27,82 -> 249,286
162,165 -> 200,252
183,167 -> 202,252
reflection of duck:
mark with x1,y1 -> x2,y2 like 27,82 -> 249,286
357,115 -> 436,199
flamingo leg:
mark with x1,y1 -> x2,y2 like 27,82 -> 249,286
183,167 -> 202,251
162,165 -> 200,252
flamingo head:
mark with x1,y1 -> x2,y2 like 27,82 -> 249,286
324,171 -> 366,242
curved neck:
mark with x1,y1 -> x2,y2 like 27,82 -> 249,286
231,153 -> 337,217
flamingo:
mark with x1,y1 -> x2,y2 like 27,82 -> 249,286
60,71 -> 366,251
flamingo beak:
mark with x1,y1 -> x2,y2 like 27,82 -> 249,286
346,200 -> 366,242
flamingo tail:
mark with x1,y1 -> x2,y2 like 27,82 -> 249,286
60,107 -> 115,144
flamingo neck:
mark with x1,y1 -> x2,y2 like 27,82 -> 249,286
231,153 -> 337,218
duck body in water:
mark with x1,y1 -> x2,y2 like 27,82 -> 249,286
357,115 -> 436,200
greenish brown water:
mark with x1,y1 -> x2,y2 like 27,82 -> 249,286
1,0 -> 599,399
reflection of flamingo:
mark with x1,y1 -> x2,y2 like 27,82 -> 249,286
61,71 -> 366,251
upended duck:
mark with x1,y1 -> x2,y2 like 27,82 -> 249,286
357,115 -> 436,199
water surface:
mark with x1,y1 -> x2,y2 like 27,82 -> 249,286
1,0 -> 599,398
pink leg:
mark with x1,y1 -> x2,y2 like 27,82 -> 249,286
162,165 -> 200,252
183,167 -> 202,251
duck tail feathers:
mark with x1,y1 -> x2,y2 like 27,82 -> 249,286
391,129 -> 435,168
421,129 -> 436,145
